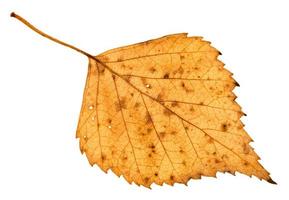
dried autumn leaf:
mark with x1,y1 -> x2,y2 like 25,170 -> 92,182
12,12 -> 275,188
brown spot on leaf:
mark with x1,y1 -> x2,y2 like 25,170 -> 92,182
163,73 -> 169,79
98,64 -> 105,74
123,156 -> 128,161
144,177 -> 150,183
101,154 -> 106,160
115,97 -> 127,111
244,161 -> 249,166
242,143 -> 250,154
159,131 -> 166,139
221,123 -> 228,132
171,130 -> 177,135
149,143 -> 155,149
147,128 -> 153,133
189,106 -> 195,112
134,102 -> 140,108
163,108 -> 173,116
149,67 -> 156,73
171,101 -> 179,107
145,111 -> 153,124
178,66 -> 184,74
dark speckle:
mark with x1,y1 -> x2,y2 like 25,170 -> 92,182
163,73 -> 169,79
221,123 -> 228,132
115,97 -> 127,111
134,102 -> 140,108
179,66 -> 184,74
171,131 -> 177,135
242,143 -> 250,154
207,137 -> 213,143
154,172 -> 158,177
145,112 -> 153,124
160,132 -> 166,139
98,64 -> 105,74
149,67 -> 156,73
144,177 -> 150,183
140,132 -> 146,136
170,175 -> 175,181
147,128 -> 153,133
189,106 -> 195,112
171,101 -> 179,107
117,56 -> 123,62
101,154 -> 106,160
163,108 -> 172,116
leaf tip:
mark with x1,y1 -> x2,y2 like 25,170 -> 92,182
267,178 -> 277,185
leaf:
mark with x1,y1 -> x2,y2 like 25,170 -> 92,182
12,12 -> 275,188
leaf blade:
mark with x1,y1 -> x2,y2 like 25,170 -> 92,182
77,34 -> 273,187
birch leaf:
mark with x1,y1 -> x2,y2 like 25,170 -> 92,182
11,12 -> 275,188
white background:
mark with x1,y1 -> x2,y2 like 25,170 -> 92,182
0,0 -> 288,199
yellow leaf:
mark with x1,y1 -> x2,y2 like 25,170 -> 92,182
11,12 -> 276,188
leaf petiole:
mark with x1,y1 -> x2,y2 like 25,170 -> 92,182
11,12 -> 94,59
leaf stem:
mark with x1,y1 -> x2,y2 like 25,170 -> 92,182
10,12 -> 94,58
